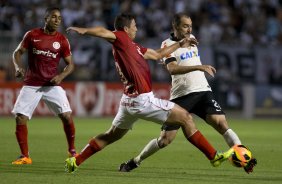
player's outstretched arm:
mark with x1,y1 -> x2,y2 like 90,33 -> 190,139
66,26 -> 116,42
144,37 -> 198,61
167,63 -> 216,77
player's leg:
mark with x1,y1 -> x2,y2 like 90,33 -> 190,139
193,91 -> 241,147
75,103 -> 137,165
58,112 -> 76,156
78,125 -> 129,164
12,114 -> 32,164
11,86 -> 43,164
200,92 -> 256,173
119,128 -> 178,172
136,126 -> 179,164
206,114 -> 241,147
43,86 -> 77,156
137,129 -> 178,161
206,114 -> 258,173
206,114 -> 257,173
166,104 -> 215,158
195,91 -> 241,146
65,125 -> 130,173
65,95 -> 138,173
166,104 -> 234,166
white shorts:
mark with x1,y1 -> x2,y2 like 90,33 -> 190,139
112,92 -> 175,129
12,86 -> 72,119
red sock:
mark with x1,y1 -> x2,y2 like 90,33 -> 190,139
188,130 -> 216,160
62,118 -> 76,153
15,124 -> 29,157
76,139 -> 101,166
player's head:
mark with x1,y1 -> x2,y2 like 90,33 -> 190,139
114,13 -> 137,40
172,13 -> 192,40
44,7 -> 62,33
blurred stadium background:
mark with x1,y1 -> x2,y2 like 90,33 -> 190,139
1,0 -> 282,118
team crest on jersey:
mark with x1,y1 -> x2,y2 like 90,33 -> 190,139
53,42 -> 60,49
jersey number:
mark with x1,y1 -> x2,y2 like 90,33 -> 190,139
212,100 -> 222,111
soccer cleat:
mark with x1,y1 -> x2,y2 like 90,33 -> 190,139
211,148 -> 234,167
65,157 -> 78,173
244,158 -> 257,174
12,156 -> 32,165
119,158 -> 139,172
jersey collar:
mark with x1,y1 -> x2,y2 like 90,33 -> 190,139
170,33 -> 181,41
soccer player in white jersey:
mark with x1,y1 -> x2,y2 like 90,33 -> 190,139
119,12 -> 257,174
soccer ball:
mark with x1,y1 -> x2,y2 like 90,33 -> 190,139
229,144 -> 252,167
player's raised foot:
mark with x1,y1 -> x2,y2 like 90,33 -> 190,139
65,157 -> 78,173
244,158 -> 257,174
119,158 -> 139,172
211,148 -> 234,167
12,156 -> 32,165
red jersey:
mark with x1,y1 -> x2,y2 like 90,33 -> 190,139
21,28 -> 72,86
112,31 -> 152,96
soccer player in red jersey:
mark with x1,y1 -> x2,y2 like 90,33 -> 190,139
64,13 -> 233,173
11,7 -> 77,165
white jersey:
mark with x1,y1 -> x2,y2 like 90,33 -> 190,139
161,34 -> 211,100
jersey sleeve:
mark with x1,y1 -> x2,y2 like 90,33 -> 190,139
21,31 -> 32,49
61,36 -> 72,58
161,40 -> 176,65
112,31 -> 123,47
137,43 -> 147,54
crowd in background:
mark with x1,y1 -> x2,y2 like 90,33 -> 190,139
1,0 -> 282,83
0,0 -> 282,44
2,0 -> 282,44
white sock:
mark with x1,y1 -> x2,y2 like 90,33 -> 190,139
223,129 -> 241,147
134,138 -> 160,165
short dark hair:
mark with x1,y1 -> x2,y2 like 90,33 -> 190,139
114,13 -> 135,31
172,12 -> 190,28
44,7 -> 61,18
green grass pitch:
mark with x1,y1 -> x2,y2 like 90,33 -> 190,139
1,117 -> 282,184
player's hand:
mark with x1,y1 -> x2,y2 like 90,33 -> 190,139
66,27 -> 87,35
50,75 -> 63,85
179,37 -> 198,47
201,65 -> 216,77
15,68 -> 25,79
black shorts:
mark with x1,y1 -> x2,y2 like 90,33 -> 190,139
162,91 -> 225,131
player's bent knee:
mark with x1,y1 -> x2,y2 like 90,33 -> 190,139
169,106 -> 193,126
185,112 -> 193,121
59,112 -> 72,122
179,110 -> 193,125
158,138 -> 173,148
97,133 -> 121,145
97,128 -> 127,145
15,114 -> 28,124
